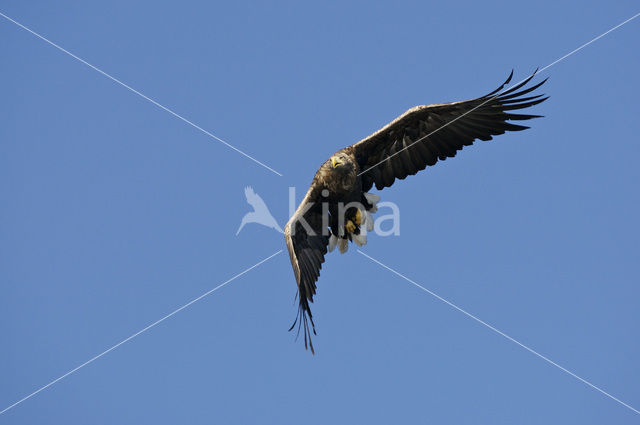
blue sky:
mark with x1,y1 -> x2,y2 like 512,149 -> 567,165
1,1 -> 639,423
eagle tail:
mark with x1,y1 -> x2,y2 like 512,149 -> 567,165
363,192 -> 380,212
328,234 -> 338,252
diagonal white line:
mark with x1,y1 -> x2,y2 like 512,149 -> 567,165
357,11 -> 640,178
0,250 -> 282,416
0,11 -> 283,177
357,250 -> 640,415
536,11 -> 640,74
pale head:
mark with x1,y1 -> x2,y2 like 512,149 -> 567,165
329,152 -> 352,170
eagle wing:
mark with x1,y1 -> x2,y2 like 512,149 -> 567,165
284,181 -> 330,354
349,71 -> 548,192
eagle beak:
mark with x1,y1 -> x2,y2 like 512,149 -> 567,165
331,157 -> 342,168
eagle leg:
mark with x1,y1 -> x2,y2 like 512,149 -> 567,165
345,220 -> 356,234
354,209 -> 363,226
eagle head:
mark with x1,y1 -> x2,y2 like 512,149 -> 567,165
329,153 -> 353,172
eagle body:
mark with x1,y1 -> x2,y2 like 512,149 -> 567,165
317,151 -> 358,195
316,150 -> 365,230
285,72 -> 549,353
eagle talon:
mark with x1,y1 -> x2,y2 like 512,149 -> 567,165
354,209 -> 362,226
345,220 -> 356,233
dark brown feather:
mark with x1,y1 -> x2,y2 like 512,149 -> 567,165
350,71 -> 548,191
284,181 -> 330,354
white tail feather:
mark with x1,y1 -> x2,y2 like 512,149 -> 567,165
364,211 -> 374,231
328,234 -> 338,252
328,194 -> 379,254
353,232 -> 367,246
364,192 -> 380,213
338,238 -> 348,253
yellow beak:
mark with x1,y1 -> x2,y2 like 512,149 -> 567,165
331,157 -> 342,168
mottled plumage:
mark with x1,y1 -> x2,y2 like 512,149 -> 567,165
285,71 -> 548,353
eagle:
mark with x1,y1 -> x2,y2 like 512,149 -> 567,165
284,71 -> 548,353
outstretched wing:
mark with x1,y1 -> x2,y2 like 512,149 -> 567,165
350,71 -> 548,192
284,181 -> 330,354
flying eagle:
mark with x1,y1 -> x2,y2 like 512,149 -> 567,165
284,71 -> 548,353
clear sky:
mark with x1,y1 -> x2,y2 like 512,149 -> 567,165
1,1 -> 639,424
